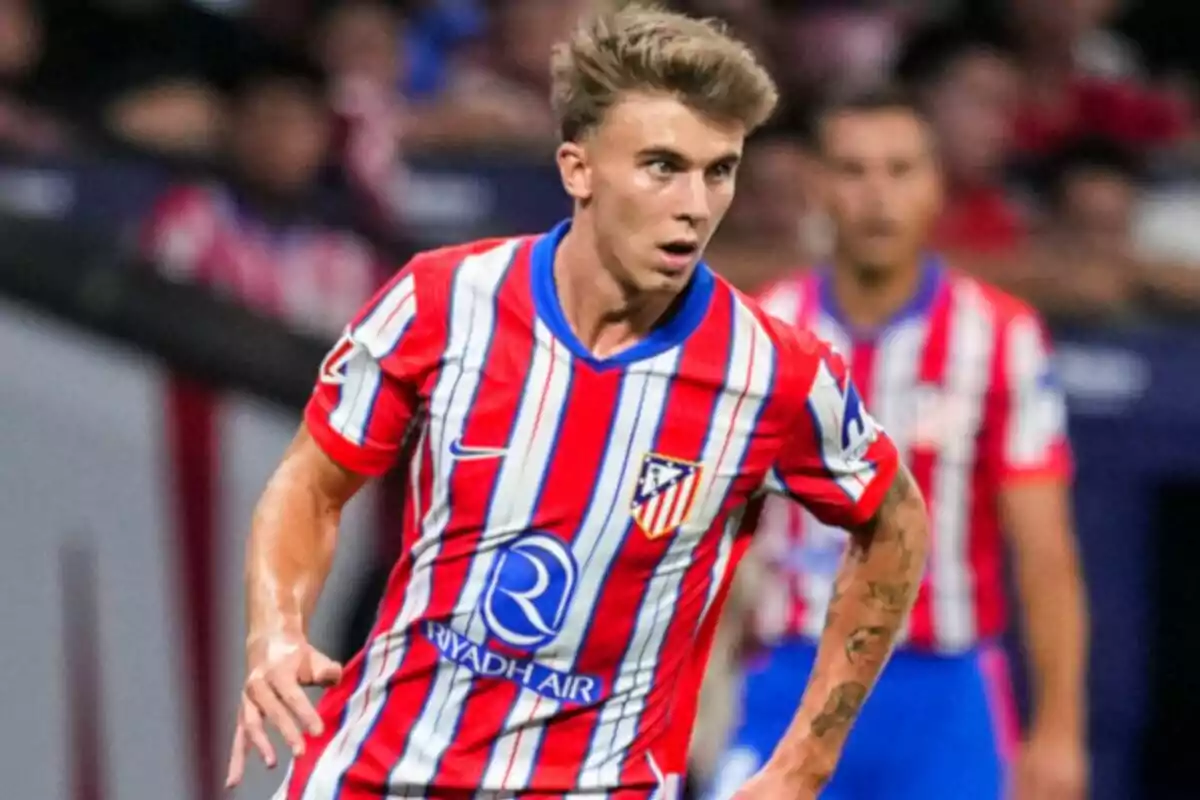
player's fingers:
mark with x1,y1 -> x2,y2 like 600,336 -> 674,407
305,649 -> 344,686
253,673 -> 308,754
272,669 -> 325,737
225,723 -> 247,788
242,689 -> 282,766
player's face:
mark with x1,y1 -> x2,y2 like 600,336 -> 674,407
928,52 -> 1018,183
818,109 -> 942,274
558,91 -> 745,294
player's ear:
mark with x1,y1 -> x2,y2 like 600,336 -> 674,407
556,140 -> 593,203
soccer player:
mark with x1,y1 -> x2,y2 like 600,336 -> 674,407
223,6 -> 932,799
708,87 -> 1089,800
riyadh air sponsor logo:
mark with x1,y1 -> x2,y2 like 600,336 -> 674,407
424,533 -> 606,704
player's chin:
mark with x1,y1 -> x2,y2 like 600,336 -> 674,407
853,243 -> 908,275
641,268 -> 692,295
644,253 -> 698,290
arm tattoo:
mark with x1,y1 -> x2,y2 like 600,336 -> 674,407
866,581 -> 914,614
811,682 -> 869,737
794,467 -> 928,757
845,625 -> 889,664
851,465 -> 921,551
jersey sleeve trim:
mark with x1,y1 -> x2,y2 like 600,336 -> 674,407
832,434 -> 899,528
304,393 -> 400,477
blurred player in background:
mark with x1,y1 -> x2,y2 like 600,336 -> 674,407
707,87 -> 1089,800
224,5 -> 931,799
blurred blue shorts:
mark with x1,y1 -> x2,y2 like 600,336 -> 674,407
706,639 -> 1017,800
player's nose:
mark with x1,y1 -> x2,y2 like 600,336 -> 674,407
675,171 -> 713,225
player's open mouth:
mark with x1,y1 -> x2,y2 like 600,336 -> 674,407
657,242 -> 699,272
659,241 -> 698,256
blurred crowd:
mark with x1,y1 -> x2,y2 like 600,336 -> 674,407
3,0 -> 1200,336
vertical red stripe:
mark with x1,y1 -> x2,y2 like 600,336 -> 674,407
662,530 -> 755,774
905,283 -> 954,647
62,544 -> 104,800
165,376 -> 218,800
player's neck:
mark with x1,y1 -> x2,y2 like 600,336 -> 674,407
553,223 -> 679,360
829,254 -> 925,332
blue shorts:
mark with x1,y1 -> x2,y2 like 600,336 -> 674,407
706,639 -> 1017,800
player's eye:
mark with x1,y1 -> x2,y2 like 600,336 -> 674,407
708,162 -> 737,181
646,158 -> 677,178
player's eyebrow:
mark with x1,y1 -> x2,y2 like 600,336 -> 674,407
637,147 -> 742,169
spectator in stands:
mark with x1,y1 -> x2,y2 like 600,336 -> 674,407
141,61 -> 381,338
1006,0 -> 1192,157
103,74 -> 227,157
769,1 -> 901,106
1015,136 -> 1200,319
439,0 -> 587,148
0,0 -> 72,155
897,24 -> 1027,262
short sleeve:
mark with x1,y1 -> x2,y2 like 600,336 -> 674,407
993,312 -> 1073,483
304,261 -> 439,476
762,341 -> 899,529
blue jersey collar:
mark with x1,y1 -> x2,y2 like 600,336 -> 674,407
530,219 -> 715,369
815,254 -> 944,340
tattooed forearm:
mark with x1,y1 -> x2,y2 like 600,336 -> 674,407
769,465 -> 930,773
810,682 -> 869,737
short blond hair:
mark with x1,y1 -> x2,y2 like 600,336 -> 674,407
550,2 -> 779,142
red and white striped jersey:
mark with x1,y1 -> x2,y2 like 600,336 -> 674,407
283,221 -> 900,798
753,260 -> 1072,654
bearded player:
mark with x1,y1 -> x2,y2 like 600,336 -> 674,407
708,87 -> 1089,800
223,5 -> 931,799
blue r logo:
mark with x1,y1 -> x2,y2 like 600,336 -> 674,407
482,533 -> 578,650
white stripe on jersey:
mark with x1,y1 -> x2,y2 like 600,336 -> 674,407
327,346 -> 383,447
389,315 -> 574,788
479,346 -> 683,792
1004,314 -> 1065,466
327,275 -> 417,445
929,283 -> 994,650
356,273 -> 417,358
758,281 -> 803,324
301,239 -> 517,799
812,311 -> 852,362
698,507 -> 744,635
579,300 -> 776,790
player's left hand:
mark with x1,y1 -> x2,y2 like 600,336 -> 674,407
732,762 -> 826,800
1011,728 -> 1088,800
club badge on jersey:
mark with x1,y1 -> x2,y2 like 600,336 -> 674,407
631,453 -> 703,539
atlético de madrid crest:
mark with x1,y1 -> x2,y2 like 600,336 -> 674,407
631,453 -> 703,539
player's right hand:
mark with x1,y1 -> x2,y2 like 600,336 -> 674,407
225,632 -> 343,789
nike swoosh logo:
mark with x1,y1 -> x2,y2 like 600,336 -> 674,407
448,438 -> 508,460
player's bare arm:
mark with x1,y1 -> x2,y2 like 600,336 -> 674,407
1003,479 -> 1090,799
226,425 -> 368,787
741,465 -> 929,797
